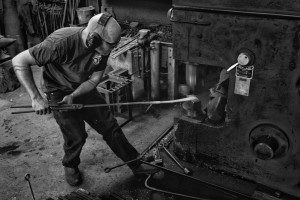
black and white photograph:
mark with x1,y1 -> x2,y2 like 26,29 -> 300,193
0,0 -> 299,199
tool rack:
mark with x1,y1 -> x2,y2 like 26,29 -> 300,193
96,73 -> 133,127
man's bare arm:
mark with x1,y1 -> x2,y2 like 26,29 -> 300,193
12,50 -> 50,114
58,70 -> 104,104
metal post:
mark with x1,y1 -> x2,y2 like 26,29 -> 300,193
167,46 -> 178,100
185,62 -> 197,94
150,40 -> 160,100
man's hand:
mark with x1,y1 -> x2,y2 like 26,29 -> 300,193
32,97 -> 51,115
58,94 -> 74,105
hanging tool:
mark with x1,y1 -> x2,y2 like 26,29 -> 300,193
161,146 -> 192,175
111,30 -> 159,59
11,95 -> 199,114
36,1 -> 45,39
61,0 -> 68,27
112,34 -> 140,54
25,173 -> 36,200
110,37 -> 139,58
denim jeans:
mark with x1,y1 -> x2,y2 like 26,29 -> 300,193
46,90 -> 139,169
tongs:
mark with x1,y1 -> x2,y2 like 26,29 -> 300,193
10,104 -> 84,114
10,95 -> 199,114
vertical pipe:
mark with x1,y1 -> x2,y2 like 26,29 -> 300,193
168,47 -> 178,100
144,46 -> 151,100
185,62 -> 197,93
150,40 -> 160,100
127,50 -> 139,100
127,50 -> 133,74
0,0 -> 4,35
139,47 -> 145,78
61,0 -> 68,27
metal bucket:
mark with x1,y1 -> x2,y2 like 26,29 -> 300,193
76,6 -> 95,25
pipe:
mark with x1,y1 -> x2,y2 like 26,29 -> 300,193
141,160 -> 242,199
172,6 -> 300,20
167,46 -> 178,100
145,174 -> 210,200
150,40 -> 161,100
186,62 -> 198,93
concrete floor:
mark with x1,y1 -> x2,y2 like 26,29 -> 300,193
0,66 -> 180,200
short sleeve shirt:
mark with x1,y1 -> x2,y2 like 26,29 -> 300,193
29,27 -> 108,92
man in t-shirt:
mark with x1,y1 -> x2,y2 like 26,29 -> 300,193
12,13 -> 155,186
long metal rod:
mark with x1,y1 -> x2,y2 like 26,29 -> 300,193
141,125 -> 174,156
25,174 -> 36,200
84,95 -> 198,107
162,146 -> 182,168
141,160 -> 249,199
144,174 -> 210,200
172,6 -> 300,19
162,146 -> 191,175
104,157 -> 141,173
11,96 -> 198,108
113,34 -> 139,52
111,39 -> 138,58
11,96 -> 199,114
104,125 -> 173,173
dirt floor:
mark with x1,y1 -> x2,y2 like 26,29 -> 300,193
0,66 -> 181,200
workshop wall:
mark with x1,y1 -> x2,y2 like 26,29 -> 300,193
103,0 -> 172,25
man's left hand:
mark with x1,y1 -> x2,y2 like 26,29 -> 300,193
58,94 -> 74,105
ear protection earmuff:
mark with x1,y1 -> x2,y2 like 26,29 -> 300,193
86,13 -> 112,50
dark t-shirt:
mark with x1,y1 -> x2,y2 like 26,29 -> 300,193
29,27 -> 108,92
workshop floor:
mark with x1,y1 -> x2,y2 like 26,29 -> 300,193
0,66 -> 180,200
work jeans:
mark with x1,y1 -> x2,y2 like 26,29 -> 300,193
46,90 -> 139,169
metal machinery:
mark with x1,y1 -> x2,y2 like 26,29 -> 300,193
169,0 -> 300,199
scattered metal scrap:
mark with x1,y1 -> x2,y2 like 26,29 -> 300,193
25,173 -> 36,200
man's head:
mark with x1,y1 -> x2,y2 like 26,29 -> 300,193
84,13 -> 121,55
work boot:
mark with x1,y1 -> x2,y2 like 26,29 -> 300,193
64,166 -> 82,186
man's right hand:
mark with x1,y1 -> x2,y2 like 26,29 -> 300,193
31,97 -> 51,115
